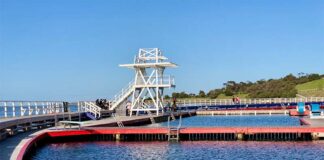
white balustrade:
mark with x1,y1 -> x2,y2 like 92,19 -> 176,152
174,97 -> 324,108
0,101 -> 65,119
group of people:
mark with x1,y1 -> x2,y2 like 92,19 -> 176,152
95,99 -> 111,110
232,96 -> 241,104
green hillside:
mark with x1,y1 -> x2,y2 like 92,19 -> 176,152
296,79 -> 324,97
170,74 -> 324,99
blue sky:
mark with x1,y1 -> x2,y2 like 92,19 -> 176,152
0,0 -> 323,101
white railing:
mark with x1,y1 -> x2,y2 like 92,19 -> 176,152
138,75 -> 175,86
110,81 -> 135,110
78,101 -> 101,119
175,97 -> 324,107
0,101 -> 64,119
113,81 -> 134,103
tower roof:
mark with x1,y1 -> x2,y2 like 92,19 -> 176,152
119,62 -> 177,68
119,48 -> 178,69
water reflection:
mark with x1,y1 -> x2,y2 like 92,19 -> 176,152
149,115 -> 300,127
33,141 -> 324,160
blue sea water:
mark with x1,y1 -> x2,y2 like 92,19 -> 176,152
149,115 -> 301,127
32,141 -> 324,160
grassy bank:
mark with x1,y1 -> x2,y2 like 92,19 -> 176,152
296,79 -> 324,97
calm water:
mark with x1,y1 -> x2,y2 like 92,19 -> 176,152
32,141 -> 324,160
149,115 -> 301,127
31,116 -> 316,159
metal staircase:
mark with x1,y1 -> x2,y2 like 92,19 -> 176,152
147,110 -> 156,124
79,101 -> 102,120
110,81 -> 134,111
112,113 -> 124,127
167,115 -> 182,141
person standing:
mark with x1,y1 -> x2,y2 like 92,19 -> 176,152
172,97 -> 177,112
126,101 -> 131,116
236,96 -> 240,104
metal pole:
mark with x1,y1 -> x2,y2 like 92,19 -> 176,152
62,102 -> 65,121
28,102 -> 31,116
20,102 -> 23,116
55,103 -> 58,129
35,102 -> 38,115
78,102 -> 81,122
42,102 -> 45,115
12,102 -> 15,117
4,102 -> 7,118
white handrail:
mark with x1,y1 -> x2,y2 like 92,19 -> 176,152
136,75 -> 175,86
79,101 -> 102,119
0,101 -> 65,118
174,97 -> 324,107
113,80 -> 134,103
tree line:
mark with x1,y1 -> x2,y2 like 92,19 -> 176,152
168,73 -> 323,99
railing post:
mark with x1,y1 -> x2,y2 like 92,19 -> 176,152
12,102 -> 15,117
42,102 -> 45,114
4,102 -> 7,118
55,102 -> 57,113
35,102 -> 38,115
52,102 -> 55,113
28,102 -> 31,116
78,102 -> 81,122
20,102 -> 24,116
20,102 -> 25,116
47,102 -> 50,114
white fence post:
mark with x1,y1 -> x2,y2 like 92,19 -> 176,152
20,102 -> 24,116
28,102 -> 31,116
4,102 -> 7,118
12,102 -> 15,117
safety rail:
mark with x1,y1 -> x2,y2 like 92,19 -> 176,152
0,101 -> 64,119
175,97 -> 324,107
167,115 -> 182,141
110,81 -> 135,110
137,75 -> 175,86
78,101 -> 102,119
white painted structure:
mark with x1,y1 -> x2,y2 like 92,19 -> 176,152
0,101 -> 65,118
109,48 -> 177,116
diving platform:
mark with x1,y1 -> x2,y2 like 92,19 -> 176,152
110,48 -> 177,116
119,62 -> 177,68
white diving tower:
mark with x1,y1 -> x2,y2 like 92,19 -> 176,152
109,48 -> 177,116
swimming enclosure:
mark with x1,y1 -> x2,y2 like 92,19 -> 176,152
31,141 -> 324,160
149,115 -> 301,127
28,114 -> 323,159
